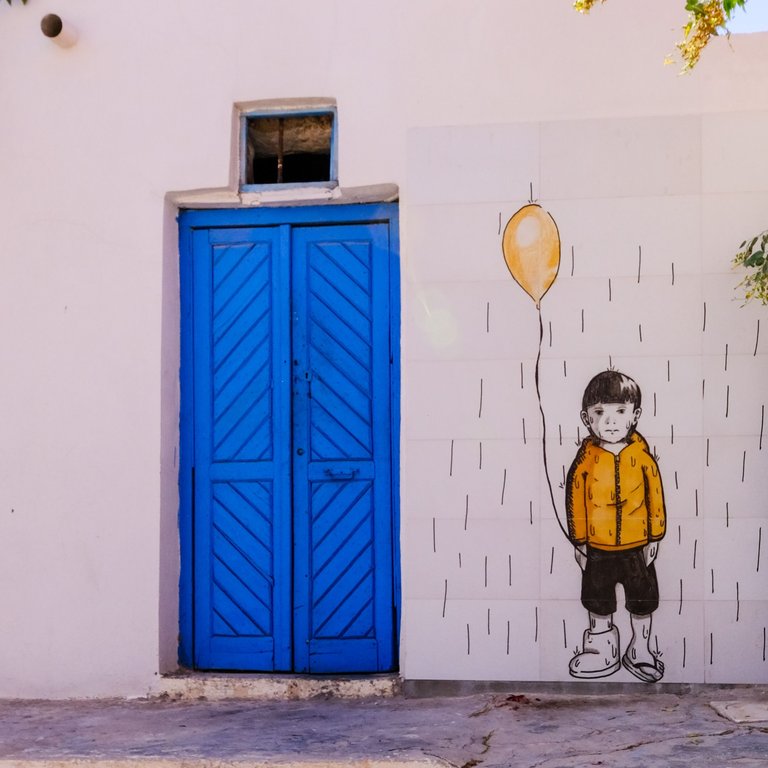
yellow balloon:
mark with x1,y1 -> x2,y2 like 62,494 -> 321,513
502,204 -> 561,309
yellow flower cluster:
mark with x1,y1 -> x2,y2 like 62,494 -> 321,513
572,0 -> 605,12
677,0 -> 726,70
573,0 -> 733,71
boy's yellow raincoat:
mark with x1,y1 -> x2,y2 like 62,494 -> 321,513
566,433 -> 666,551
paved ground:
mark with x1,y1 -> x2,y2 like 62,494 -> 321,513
1,687 -> 768,768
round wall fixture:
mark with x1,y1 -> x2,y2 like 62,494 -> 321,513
40,14 -> 63,38
40,13 -> 78,47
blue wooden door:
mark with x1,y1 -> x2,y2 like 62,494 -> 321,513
185,212 -> 396,673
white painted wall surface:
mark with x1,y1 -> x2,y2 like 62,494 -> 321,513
0,0 -> 766,696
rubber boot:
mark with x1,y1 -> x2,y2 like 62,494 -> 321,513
569,615 -> 621,679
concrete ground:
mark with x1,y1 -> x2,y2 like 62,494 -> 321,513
1,685 -> 768,768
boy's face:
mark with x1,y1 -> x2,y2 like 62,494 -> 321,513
581,401 -> 641,444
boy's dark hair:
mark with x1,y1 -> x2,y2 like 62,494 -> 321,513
582,370 -> 641,411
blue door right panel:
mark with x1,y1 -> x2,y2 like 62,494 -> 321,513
291,224 -> 394,673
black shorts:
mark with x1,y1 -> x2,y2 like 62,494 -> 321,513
581,546 -> 659,616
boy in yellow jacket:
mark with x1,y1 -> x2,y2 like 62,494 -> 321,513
566,370 -> 666,682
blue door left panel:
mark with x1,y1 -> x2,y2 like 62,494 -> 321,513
191,225 -> 292,671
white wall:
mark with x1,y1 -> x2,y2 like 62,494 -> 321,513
0,0 -> 766,696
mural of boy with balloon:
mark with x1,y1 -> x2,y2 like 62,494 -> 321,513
566,370 -> 666,682
502,202 -> 666,683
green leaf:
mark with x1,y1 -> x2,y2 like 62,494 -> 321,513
723,0 -> 747,14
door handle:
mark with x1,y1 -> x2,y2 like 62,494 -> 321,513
323,468 -> 359,479
296,448 -> 305,456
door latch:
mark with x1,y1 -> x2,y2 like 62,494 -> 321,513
323,468 -> 359,479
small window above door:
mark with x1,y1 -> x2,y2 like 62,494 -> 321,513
239,100 -> 337,192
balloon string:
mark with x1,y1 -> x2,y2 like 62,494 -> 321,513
536,307 -> 570,541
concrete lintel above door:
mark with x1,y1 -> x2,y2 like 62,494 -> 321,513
167,183 -> 398,210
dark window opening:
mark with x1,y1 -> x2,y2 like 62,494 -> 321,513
245,113 -> 334,185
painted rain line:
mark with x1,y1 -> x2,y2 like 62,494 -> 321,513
674,471 -> 679,490
726,502 -> 730,528
486,302 -> 490,333
764,628 -> 767,662
653,392 -> 657,417
529,500 -> 533,525
450,439 -> 454,476
678,524 -> 682,545
683,636 -> 687,668
464,494 -> 469,530
693,538 -> 698,569
702,378 -> 706,399
549,321 -> 553,347
571,245 -> 575,277
484,556 -> 488,588
506,620 -> 511,654
508,554 -> 512,586
736,581 -> 741,622
498,211 -> 502,235
710,632 -> 714,665
679,578 -> 683,615
637,245 -> 642,284
581,309 -> 585,333
711,568 -> 715,594
761,405 -> 765,450
706,440 -> 710,468
667,360 -> 671,382
479,441 -> 483,470
759,527 -> 763,573
672,261 -> 675,286
703,301 -> 707,332
520,362 -> 524,389
742,450 -> 746,482
563,360 -> 567,378
559,424 -> 563,446
478,378 -> 484,418
638,324 -> 643,343
487,607 -> 491,635
549,546 -> 555,575
501,468 -> 507,505
522,418 -> 527,445
442,579 -> 448,617
755,319 -> 761,356
535,606 -> 539,643
459,552 -> 462,568
432,518 -> 437,553
562,619 -> 568,649
608,278 -> 612,302
726,385 -> 730,418
467,623 -> 471,655
671,424 -> 674,445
